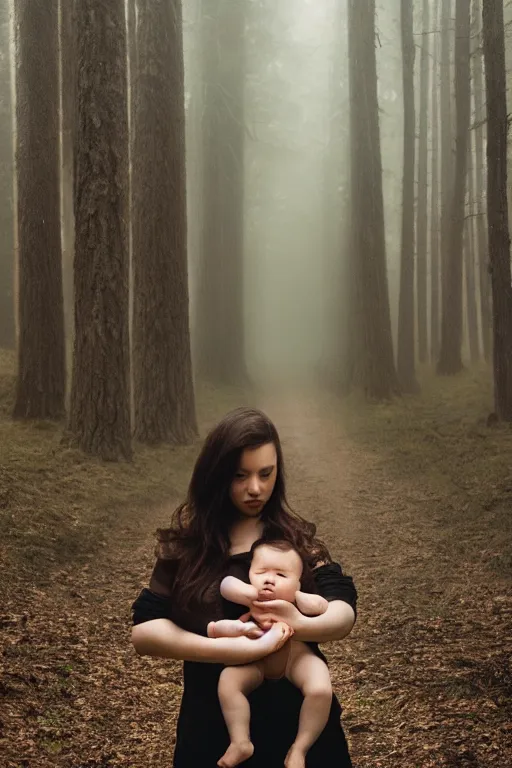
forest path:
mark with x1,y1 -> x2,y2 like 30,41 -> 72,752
2,391 -> 510,768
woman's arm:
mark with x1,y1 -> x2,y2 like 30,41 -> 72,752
250,599 -> 355,642
293,600 -> 355,642
131,617 -> 292,665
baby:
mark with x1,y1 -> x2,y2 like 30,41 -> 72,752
208,539 -> 333,768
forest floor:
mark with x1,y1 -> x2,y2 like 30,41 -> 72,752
1,348 -> 511,768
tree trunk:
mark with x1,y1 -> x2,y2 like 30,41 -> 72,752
322,2 -> 348,388
465,146 -> 480,363
131,0 -> 198,444
60,0 -> 76,347
482,0 -> 512,421
430,0 -> 441,364
440,0 -> 454,315
347,0 -> 400,399
195,0 -> 247,385
0,4 -> 15,350
397,0 -> 418,392
472,0 -> 491,362
416,0 -> 430,364
69,0 -> 132,459
437,0 -> 471,375
13,0 -> 66,419
127,0 -> 136,419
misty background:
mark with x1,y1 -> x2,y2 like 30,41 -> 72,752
1,2 -> 512,767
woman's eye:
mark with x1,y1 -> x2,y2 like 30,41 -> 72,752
260,472 -> 272,479
235,473 -> 245,479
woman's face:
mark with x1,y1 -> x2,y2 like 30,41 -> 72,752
229,442 -> 278,517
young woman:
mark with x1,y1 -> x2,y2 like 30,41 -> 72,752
131,407 -> 357,768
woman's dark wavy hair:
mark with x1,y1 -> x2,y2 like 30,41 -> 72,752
155,406 -> 329,611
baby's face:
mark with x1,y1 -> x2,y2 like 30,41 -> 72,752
249,545 -> 302,602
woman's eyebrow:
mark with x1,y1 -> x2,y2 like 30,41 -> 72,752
238,464 -> 275,473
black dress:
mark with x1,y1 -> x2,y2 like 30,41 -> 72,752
132,551 -> 357,768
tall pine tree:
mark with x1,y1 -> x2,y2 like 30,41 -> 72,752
347,0 -> 400,399
13,0 -> 66,419
69,0 -> 132,459
483,0 -> 512,420
131,0 -> 197,444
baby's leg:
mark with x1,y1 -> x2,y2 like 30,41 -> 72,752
217,663 -> 264,768
284,646 -> 333,768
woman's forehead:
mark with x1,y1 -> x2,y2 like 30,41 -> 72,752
238,442 -> 277,470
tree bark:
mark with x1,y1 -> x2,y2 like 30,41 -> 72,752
13,0 -> 66,419
472,0 -> 491,362
430,0 -> 441,364
437,0 -> 471,375
0,4 -> 15,350
322,1 -> 348,388
195,0 -> 247,385
465,144 -> 480,363
397,0 -> 418,392
440,0 -> 454,317
416,0 -> 430,364
131,0 -> 198,444
347,0 -> 400,399
60,0 -> 76,343
69,0 -> 132,459
482,0 -> 512,421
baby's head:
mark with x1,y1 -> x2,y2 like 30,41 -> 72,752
248,539 -> 303,603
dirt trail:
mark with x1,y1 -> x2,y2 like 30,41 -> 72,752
259,392 -> 510,767
2,394 -> 511,768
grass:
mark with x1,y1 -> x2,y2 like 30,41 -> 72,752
334,364 -> 512,580
0,349 -> 251,594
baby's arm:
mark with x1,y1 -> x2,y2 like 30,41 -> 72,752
295,591 -> 329,617
220,575 -> 259,606
207,617 -> 261,639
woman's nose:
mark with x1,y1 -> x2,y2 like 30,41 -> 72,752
247,475 -> 261,495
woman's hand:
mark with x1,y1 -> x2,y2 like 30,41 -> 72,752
255,621 -> 294,655
219,621 -> 294,665
250,599 -> 306,633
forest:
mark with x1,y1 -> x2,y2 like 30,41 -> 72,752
0,1 -> 511,767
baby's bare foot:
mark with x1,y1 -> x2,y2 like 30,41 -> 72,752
284,745 -> 306,768
217,740 -> 254,768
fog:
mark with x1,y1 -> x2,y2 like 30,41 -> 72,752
182,0 -> 405,388
2,0 -> 511,413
